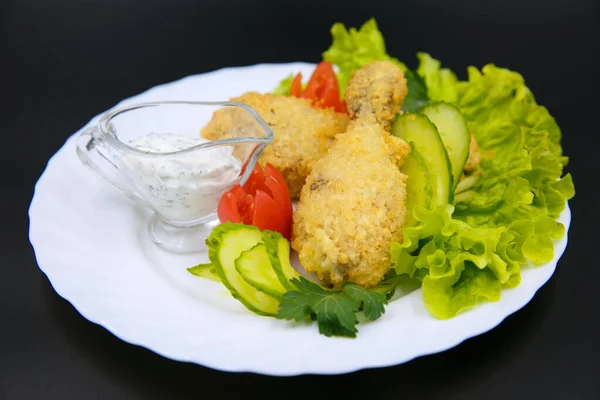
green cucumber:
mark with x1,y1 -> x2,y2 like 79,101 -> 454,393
262,230 -> 300,290
401,146 -> 432,227
206,223 -> 279,316
421,102 -> 470,190
235,243 -> 287,299
187,263 -> 221,282
391,113 -> 453,205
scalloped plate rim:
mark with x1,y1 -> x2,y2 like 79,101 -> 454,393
28,63 -> 571,376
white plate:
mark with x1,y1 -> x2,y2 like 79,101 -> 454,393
28,63 -> 571,376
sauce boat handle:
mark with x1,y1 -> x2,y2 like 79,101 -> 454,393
76,126 -> 151,208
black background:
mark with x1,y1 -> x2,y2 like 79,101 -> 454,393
3,0 -> 599,398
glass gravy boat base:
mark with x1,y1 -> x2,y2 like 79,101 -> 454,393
148,213 -> 219,253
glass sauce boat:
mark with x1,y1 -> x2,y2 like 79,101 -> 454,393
76,101 -> 273,253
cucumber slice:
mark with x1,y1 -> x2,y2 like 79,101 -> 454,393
401,146 -> 432,227
207,223 -> 279,316
235,243 -> 288,299
262,230 -> 300,290
187,263 -> 221,282
421,102 -> 470,190
391,113 -> 453,205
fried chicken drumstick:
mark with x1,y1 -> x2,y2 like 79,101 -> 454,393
201,92 -> 349,198
292,61 -> 411,288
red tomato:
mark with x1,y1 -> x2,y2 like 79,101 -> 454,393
318,75 -> 345,113
290,73 -> 303,97
242,162 -> 268,194
217,163 -> 293,239
263,163 -> 293,239
217,190 -> 241,224
289,61 -> 348,114
252,190 -> 285,235
301,62 -> 334,100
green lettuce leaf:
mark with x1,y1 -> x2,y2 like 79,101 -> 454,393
392,205 -> 522,319
391,64 -> 574,319
454,65 -> 574,226
322,18 -> 406,97
415,52 -> 459,103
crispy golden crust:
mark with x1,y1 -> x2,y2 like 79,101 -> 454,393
344,60 -> 408,131
201,92 -> 349,198
292,61 -> 410,288
292,120 -> 409,288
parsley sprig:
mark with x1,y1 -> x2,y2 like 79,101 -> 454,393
276,271 -> 403,338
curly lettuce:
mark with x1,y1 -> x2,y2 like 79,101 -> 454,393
454,65 -> 573,224
415,52 -> 459,104
321,18 -> 406,96
391,64 -> 574,319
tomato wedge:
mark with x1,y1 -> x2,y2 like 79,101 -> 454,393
290,73 -> 303,97
217,186 -> 243,224
251,190 -> 285,234
289,61 -> 347,114
301,62 -> 335,99
263,163 -> 293,238
217,163 -> 293,239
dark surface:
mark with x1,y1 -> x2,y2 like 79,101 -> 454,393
3,0 -> 599,398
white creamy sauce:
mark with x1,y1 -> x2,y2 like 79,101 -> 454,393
126,133 -> 242,222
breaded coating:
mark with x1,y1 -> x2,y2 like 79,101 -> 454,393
292,122 -> 410,287
463,132 -> 481,173
201,92 -> 349,198
292,61 -> 410,288
344,60 -> 408,131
